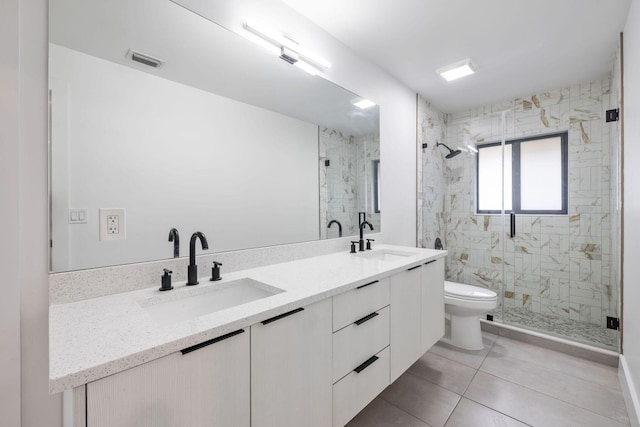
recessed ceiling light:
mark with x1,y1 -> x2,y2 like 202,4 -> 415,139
352,99 -> 376,109
437,59 -> 476,82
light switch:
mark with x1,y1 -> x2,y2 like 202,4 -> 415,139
68,208 -> 88,224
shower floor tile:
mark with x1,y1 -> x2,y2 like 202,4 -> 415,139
495,307 -> 618,350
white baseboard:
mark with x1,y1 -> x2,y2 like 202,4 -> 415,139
620,355 -> 640,427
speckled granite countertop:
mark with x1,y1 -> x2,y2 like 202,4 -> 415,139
49,245 -> 446,393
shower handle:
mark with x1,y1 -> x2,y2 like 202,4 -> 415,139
510,212 -> 516,238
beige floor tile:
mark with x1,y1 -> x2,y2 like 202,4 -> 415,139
465,371 -> 629,427
491,336 -> 620,389
408,351 -> 477,394
380,371 -> 461,427
346,397 -> 431,427
444,398 -> 530,427
481,350 -> 629,424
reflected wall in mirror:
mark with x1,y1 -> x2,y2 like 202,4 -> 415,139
49,0 -> 379,272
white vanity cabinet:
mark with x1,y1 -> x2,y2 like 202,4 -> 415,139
421,258 -> 445,353
389,265 -> 423,382
86,328 -> 250,427
332,278 -> 390,427
251,298 -> 333,427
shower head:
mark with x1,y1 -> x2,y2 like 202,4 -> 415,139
436,141 -> 462,159
446,149 -> 462,159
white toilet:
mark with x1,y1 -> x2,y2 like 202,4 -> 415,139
444,281 -> 498,350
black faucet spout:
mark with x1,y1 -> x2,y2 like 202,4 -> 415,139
328,220 -> 343,237
187,232 -> 209,286
359,221 -> 374,251
168,228 -> 180,258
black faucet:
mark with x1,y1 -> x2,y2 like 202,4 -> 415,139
328,220 -> 343,237
358,221 -> 373,252
187,232 -> 209,286
168,228 -> 180,258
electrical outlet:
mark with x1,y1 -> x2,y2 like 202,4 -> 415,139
99,208 -> 126,241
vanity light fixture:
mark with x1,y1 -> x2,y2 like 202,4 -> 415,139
352,98 -> 376,109
243,20 -> 332,75
437,58 -> 476,82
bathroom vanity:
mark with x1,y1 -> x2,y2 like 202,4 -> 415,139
50,245 -> 445,427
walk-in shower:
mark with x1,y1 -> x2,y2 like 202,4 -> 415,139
418,62 -> 622,351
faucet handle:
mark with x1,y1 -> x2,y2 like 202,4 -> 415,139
350,241 -> 358,254
210,261 -> 222,281
160,269 -> 173,291
366,238 -> 375,250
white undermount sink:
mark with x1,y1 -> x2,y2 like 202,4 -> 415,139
138,278 -> 283,326
356,248 -> 416,262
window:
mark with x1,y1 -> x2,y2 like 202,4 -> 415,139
476,132 -> 568,214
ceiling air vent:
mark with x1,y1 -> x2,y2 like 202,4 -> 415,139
127,49 -> 164,69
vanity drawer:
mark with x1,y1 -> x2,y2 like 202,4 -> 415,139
333,277 -> 389,332
332,346 -> 390,427
332,306 -> 389,383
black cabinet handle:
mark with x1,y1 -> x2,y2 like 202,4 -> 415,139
354,311 -> 379,326
408,265 -> 421,271
357,280 -> 378,290
181,329 -> 245,355
510,212 -> 516,238
353,355 -> 379,374
424,260 -> 436,265
261,307 -> 304,325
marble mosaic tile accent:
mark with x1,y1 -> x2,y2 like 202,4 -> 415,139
418,74 -> 621,346
492,307 -> 618,350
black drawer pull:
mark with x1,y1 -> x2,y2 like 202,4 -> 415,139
424,260 -> 436,265
408,265 -> 421,271
354,311 -> 379,326
354,355 -> 379,374
357,280 -> 379,290
181,329 -> 244,355
261,307 -> 304,325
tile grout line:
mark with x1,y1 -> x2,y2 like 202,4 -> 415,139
375,395 -> 436,427
466,370 -> 631,426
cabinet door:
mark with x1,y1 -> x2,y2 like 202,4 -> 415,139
251,298 -> 332,427
389,266 -> 422,382
87,329 -> 250,427
421,258 -> 445,353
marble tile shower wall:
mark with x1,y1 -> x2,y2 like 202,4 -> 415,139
319,129 -> 358,239
417,96 -> 448,250
319,129 -> 380,239
443,78 -> 617,328
355,133 -> 381,232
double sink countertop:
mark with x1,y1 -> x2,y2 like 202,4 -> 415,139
49,244 -> 447,393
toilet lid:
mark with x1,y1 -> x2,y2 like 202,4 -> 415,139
445,281 -> 497,301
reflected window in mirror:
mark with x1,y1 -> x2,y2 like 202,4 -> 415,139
373,160 -> 381,214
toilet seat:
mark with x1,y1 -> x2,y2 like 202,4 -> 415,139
445,281 -> 497,301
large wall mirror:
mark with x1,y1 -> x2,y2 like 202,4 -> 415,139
49,0 -> 380,272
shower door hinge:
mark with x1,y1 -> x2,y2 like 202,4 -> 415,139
606,316 -> 620,330
606,109 -> 619,122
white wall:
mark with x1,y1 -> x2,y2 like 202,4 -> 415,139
623,0 -> 640,413
0,0 -> 23,424
1,0 -> 64,426
50,45 -> 319,271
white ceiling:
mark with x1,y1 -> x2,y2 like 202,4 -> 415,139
282,0 -> 631,113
